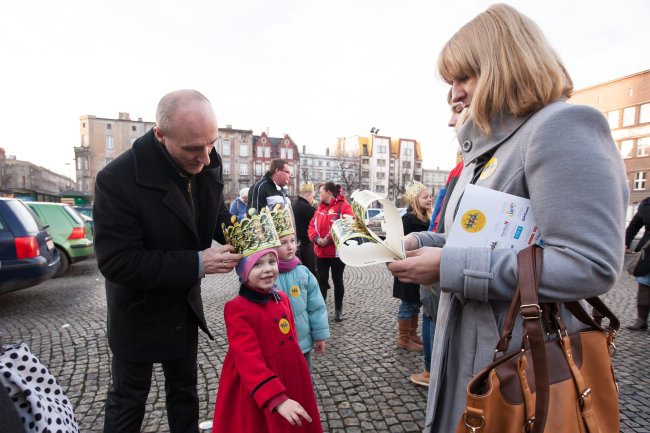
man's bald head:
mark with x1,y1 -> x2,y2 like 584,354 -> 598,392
156,89 -> 215,136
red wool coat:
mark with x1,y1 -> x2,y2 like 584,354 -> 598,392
212,285 -> 322,433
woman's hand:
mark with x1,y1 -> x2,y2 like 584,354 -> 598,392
402,234 -> 420,251
387,247 -> 442,285
275,399 -> 312,427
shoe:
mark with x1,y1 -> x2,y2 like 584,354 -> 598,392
626,318 -> 648,331
409,370 -> 430,387
335,310 -> 344,322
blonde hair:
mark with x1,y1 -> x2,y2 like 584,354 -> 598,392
411,189 -> 432,224
437,4 -> 573,135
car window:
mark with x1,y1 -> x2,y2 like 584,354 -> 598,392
7,200 -> 41,232
63,205 -> 85,225
0,214 -> 7,232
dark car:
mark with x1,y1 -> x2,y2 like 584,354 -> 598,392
0,198 -> 60,294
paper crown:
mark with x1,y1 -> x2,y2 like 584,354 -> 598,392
402,180 -> 428,204
222,207 -> 281,257
299,182 -> 315,193
270,203 -> 295,237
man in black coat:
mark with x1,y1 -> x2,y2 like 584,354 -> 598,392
247,158 -> 292,212
625,196 -> 650,331
94,89 -> 242,433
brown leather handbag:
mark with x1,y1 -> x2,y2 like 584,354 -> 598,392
456,245 -> 620,433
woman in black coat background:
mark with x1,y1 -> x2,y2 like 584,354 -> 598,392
625,196 -> 650,330
393,181 -> 432,351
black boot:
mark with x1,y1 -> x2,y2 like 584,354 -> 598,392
335,309 -> 343,322
626,304 -> 650,330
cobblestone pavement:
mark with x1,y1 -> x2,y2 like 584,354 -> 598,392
0,258 -> 648,432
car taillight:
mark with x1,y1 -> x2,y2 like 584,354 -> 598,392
69,227 -> 86,240
15,236 -> 39,259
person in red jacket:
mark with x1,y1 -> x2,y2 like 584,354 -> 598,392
308,182 -> 354,322
212,247 -> 322,433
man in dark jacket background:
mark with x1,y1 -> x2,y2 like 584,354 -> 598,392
94,89 -> 241,433
625,196 -> 650,331
247,158 -> 292,212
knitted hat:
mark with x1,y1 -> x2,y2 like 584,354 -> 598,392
235,248 -> 278,283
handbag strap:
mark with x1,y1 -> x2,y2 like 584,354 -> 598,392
517,245 -> 550,433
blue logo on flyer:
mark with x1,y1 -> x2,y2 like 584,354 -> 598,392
506,203 -> 517,217
514,226 -> 523,239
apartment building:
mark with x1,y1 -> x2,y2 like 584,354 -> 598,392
216,125 -> 254,202
74,113 -> 155,195
422,167 -> 450,199
0,148 -> 74,200
300,147 -> 358,195
569,69 -> 650,218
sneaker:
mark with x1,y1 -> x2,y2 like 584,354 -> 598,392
409,371 -> 430,387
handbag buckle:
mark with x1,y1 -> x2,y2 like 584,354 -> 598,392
520,304 -> 542,320
522,417 -> 535,433
462,412 -> 485,432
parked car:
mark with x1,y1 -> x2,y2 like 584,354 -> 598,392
366,207 -> 408,238
0,198 -> 60,294
73,205 -> 94,235
26,202 -> 94,277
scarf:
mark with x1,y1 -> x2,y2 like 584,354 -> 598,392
278,256 -> 301,273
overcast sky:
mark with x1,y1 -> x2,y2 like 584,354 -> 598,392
1,0 -> 648,179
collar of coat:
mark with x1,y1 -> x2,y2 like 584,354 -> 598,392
132,128 -> 224,189
239,283 -> 281,304
457,110 -> 538,167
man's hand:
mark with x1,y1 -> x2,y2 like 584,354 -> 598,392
314,340 -> 326,353
203,244 -> 242,274
275,399 -> 312,427
402,234 -> 420,252
387,247 -> 442,285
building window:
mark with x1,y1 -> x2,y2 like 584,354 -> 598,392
378,145 -> 387,154
288,149 -> 293,159
105,136 -> 114,150
623,106 -> 636,127
222,139 -> 231,156
239,144 -> 248,157
255,163 -> 262,176
281,148 -> 287,159
640,103 -> 650,124
638,137 -> 650,157
377,159 -> 386,165
607,111 -> 619,129
620,139 -> 633,158
132,125 -> 137,131
634,171 -> 646,190
240,163 -> 248,175
256,146 -> 263,157
223,162 -> 230,174
106,123 -> 112,130
264,147 -> 270,158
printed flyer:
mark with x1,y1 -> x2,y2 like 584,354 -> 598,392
331,190 -> 405,266
445,184 -> 543,251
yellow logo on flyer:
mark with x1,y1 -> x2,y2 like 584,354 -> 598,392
479,157 -> 498,180
461,210 -> 487,233
290,285 -> 301,297
278,318 -> 291,334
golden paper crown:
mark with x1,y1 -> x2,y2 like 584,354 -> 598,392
299,182 -> 314,193
222,207 -> 281,257
270,203 -> 295,237
402,180 -> 428,204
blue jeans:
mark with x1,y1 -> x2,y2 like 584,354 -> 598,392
422,314 -> 435,372
397,301 -> 421,320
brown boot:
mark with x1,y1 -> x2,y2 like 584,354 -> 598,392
397,319 -> 423,351
409,370 -> 430,387
409,316 -> 423,346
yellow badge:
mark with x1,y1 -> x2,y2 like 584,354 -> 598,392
461,209 -> 487,233
479,157 -> 498,180
290,285 -> 301,298
278,318 -> 291,334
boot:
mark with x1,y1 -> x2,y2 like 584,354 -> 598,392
397,319 -> 423,351
409,370 -> 430,387
626,304 -> 650,330
409,316 -> 423,346
335,309 -> 344,322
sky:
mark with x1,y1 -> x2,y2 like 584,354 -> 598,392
0,0 -> 648,180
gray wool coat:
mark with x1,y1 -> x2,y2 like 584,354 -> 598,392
413,101 -> 628,433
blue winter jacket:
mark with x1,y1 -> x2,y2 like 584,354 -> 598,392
276,264 -> 330,353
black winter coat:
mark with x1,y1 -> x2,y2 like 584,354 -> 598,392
626,197 -> 650,252
293,196 -> 315,243
393,212 -> 430,303
93,129 -> 231,363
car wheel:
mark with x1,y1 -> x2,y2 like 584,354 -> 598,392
54,247 -> 70,278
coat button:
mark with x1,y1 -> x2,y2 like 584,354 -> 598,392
462,140 -> 472,152
175,325 -> 183,333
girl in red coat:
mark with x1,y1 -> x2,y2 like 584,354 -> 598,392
212,247 -> 322,433
308,182 -> 354,322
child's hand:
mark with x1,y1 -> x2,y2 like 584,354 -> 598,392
314,340 -> 326,353
276,399 -> 313,426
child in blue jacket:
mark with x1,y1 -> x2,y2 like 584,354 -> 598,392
275,230 -> 330,366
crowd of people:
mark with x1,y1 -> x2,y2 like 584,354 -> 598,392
86,4 -> 630,433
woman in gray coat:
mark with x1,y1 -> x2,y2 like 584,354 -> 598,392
388,4 -> 628,432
